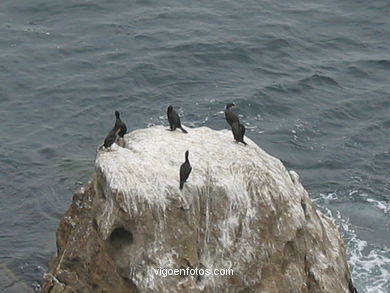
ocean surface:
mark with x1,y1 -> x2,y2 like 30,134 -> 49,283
0,0 -> 389,292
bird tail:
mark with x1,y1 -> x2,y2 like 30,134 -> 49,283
180,181 -> 184,189
180,127 -> 188,134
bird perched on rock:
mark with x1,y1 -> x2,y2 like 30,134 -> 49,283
224,103 -> 239,127
114,110 -> 127,138
167,105 -> 188,133
224,103 -> 247,145
231,121 -> 247,145
101,128 -> 120,150
179,150 -> 192,189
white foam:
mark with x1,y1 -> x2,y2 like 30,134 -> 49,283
329,210 -> 390,293
365,198 -> 389,214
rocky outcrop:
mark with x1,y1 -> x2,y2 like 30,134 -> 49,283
42,126 -> 356,293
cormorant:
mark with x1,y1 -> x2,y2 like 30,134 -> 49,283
179,150 -> 192,189
167,105 -> 188,133
224,103 -> 239,127
102,128 -> 120,150
114,110 -> 127,138
231,121 -> 247,145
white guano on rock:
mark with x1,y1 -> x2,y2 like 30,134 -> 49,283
90,125 -> 355,293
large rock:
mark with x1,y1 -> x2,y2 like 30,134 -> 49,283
42,125 -> 357,293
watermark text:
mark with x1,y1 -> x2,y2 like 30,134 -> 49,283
153,267 -> 234,278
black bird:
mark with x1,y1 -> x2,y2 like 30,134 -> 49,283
114,110 -> 127,138
224,103 -> 239,127
179,150 -> 192,189
239,122 -> 246,136
231,121 -> 247,145
102,128 -> 120,150
167,105 -> 188,133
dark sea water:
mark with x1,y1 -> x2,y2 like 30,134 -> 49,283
0,0 -> 389,292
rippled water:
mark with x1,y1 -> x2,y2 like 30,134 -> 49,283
0,0 -> 389,292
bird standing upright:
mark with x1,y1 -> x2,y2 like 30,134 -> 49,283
224,103 -> 239,127
179,150 -> 192,189
114,110 -> 127,137
167,105 -> 188,133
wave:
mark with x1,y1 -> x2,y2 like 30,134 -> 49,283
314,193 -> 390,292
